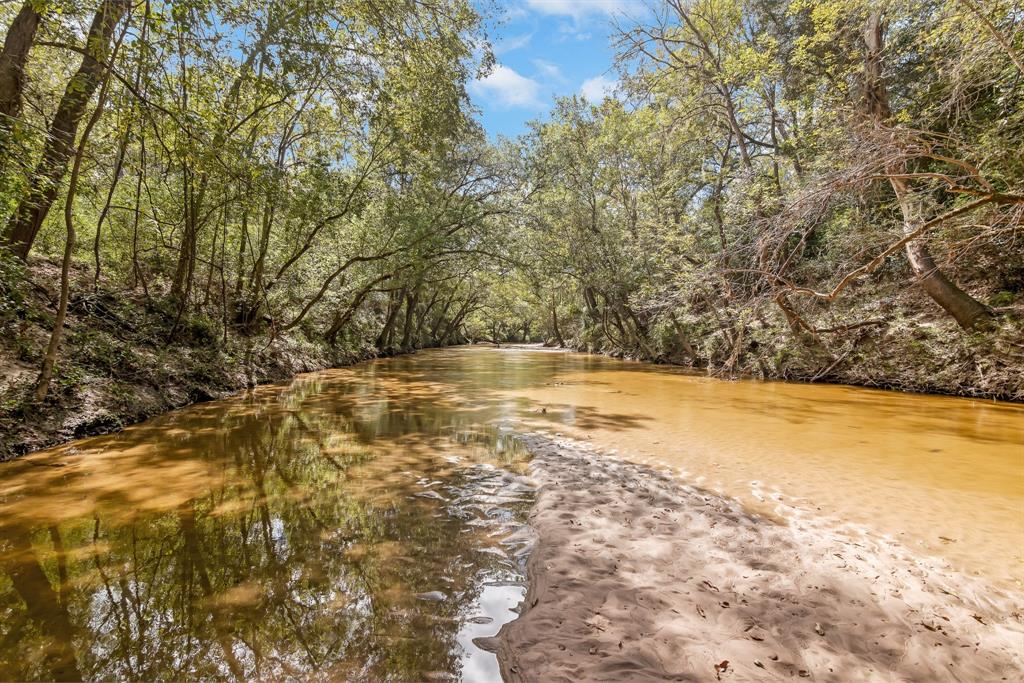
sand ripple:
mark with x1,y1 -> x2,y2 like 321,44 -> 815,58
493,436 -> 1024,682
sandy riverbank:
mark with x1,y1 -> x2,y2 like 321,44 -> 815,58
492,435 -> 1024,682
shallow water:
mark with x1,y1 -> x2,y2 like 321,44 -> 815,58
0,359 -> 535,682
1,346 -> 1022,680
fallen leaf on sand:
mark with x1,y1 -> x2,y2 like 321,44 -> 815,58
585,614 -> 610,632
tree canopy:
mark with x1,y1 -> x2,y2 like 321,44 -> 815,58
1,0 -> 1022,402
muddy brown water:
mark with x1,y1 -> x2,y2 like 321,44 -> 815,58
1,346 -> 1022,681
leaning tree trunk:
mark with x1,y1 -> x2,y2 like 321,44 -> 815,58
430,298 -> 453,343
413,291 -> 439,344
325,274 -> 392,345
0,2 -> 42,123
0,2 -> 43,184
2,0 -> 130,261
889,176 -> 993,329
399,286 -> 420,350
862,11 -> 991,330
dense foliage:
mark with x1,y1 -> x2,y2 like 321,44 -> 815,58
1,0 -> 1022,421
499,0 -> 1024,396
0,0 -> 511,408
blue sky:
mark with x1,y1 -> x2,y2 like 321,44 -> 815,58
470,1 -> 644,140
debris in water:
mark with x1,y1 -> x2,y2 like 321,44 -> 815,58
415,591 -> 447,602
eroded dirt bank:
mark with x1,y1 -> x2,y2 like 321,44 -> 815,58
495,435 -> 1024,682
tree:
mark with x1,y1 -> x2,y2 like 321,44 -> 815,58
860,9 -> 992,329
2,0 -> 130,260
0,2 -> 43,123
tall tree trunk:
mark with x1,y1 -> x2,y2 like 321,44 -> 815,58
35,19 -> 120,402
0,2 -> 42,123
97,0 -> 148,291
0,3 -> 42,212
234,205 -> 249,298
550,294 -> 564,347
92,119 -> 129,288
863,11 -> 991,330
130,134 -> 148,296
33,185 -> 76,402
2,0 -> 130,260
375,289 -> 403,350
400,286 -> 420,350
170,163 -> 196,306
175,14 -> 276,318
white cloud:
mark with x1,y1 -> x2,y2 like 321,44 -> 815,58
532,59 -> 567,84
525,0 -> 627,19
580,74 -> 617,101
501,5 -> 531,22
471,65 -> 544,109
494,32 -> 532,54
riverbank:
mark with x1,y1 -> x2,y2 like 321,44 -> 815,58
495,435 -> 1024,682
4,256 -> 1021,462
566,299 -> 1024,403
0,262 -> 352,460
0,329 -> 332,461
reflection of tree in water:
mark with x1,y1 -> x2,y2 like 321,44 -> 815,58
0,395 -> 531,681
0,524 -> 82,681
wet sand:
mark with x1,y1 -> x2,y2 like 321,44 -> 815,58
494,435 -> 1024,682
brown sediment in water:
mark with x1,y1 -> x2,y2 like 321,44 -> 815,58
0,369 -> 537,681
495,434 -> 1024,683
6,346 -> 1021,586
499,352 -> 1024,589
1,347 -> 1021,680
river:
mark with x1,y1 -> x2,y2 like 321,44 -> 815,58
1,346 -> 1021,681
